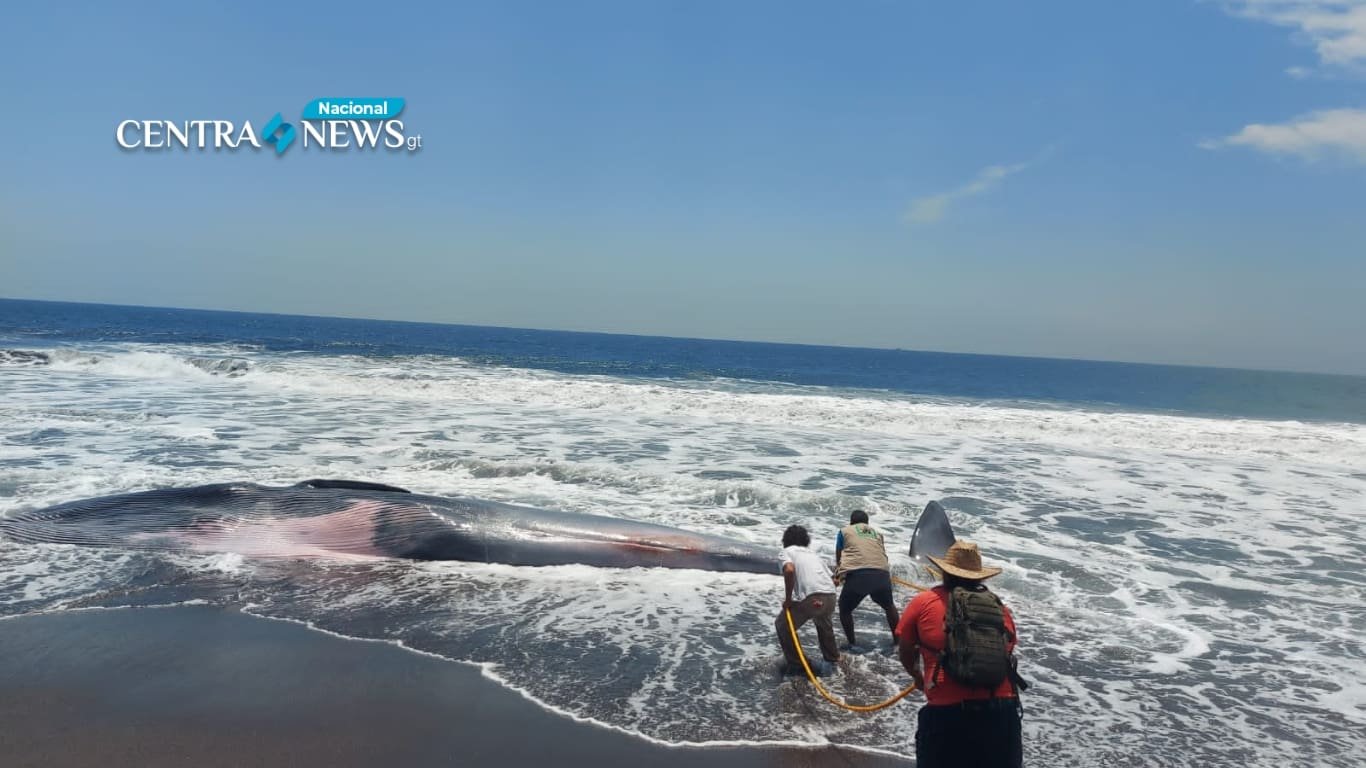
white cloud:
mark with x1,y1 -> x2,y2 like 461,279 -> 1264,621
1221,1 -> 1366,69
1211,3 -> 1366,164
1202,107 -> 1366,161
905,161 -> 1032,224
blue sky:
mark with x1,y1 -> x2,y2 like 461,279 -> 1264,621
2,1 -> 1364,374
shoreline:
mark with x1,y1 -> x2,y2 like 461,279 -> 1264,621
0,605 -> 911,767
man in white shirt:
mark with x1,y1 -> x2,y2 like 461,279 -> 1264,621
776,524 -> 841,670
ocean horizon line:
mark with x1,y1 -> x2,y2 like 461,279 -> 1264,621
3,295 -> 1360,382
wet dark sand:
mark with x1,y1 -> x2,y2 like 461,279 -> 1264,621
0,606 -> 911,767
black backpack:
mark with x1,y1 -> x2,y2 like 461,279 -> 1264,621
937,585 -> 1027,692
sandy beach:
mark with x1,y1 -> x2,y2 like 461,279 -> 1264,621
0,605 -> 911,767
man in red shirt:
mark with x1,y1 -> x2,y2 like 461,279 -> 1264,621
896,540 -> 1023,768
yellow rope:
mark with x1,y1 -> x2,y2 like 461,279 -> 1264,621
782,572 -> 927,713
891,574 -> 932,592
784,608 -> 917,712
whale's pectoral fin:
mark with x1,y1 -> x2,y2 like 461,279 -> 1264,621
293,479 -> 412,494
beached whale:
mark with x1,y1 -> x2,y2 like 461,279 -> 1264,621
0,479 -> 779,573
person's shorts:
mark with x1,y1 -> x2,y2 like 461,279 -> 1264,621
837,568 -> 895,613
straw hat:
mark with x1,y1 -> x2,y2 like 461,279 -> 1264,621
928,540 -> 1002,580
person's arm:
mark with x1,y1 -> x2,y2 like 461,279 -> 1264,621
833,531 -> 845,585
898,636 -> 924,690
782,562 -> 796,609
896,598 -> 925,691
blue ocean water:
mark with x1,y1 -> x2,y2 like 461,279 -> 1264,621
3,298 -> 1362,423
2,295 -> 1365,765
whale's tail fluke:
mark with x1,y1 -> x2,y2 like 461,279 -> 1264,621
909,500 -> 955,565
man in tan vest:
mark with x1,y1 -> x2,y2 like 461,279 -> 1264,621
834,509 -> 900,647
